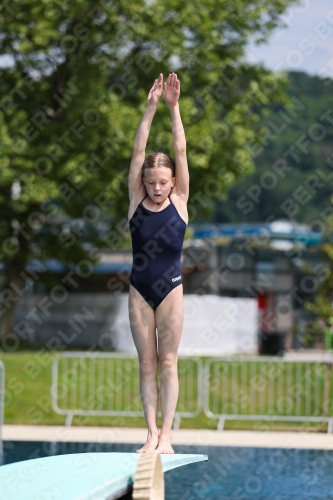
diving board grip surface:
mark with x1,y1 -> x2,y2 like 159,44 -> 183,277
133,451 -> 164,500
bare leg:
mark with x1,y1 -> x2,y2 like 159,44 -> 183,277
129,284 -> 159,453
155,285 -> 184,453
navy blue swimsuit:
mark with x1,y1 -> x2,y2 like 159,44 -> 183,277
129,194 -> 187,310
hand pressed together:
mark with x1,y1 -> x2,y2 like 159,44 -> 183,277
164,72 -> 180,107
147,72 -> 180,107
147,73 -> 163,106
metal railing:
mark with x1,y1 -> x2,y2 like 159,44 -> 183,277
51,354 -> 333,433
203,356 -> 333,433
51,352 -> 203,429
0,360 -> 4,464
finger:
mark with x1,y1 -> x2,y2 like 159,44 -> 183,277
176,79 -> 180,91
167,73 -> 171,85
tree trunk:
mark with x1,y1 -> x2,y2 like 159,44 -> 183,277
0,261 -> 24,340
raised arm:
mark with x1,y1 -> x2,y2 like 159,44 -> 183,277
164,73 -> 189,200
128,74 -> 163,200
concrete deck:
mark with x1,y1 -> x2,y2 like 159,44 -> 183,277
2,425 -> 333,449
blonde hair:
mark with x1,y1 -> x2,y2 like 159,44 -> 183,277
142,152 -> 175,178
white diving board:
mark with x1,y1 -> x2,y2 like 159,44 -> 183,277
0,452 -> 208,500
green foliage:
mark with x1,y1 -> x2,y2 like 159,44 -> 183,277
216,71 -> 333,224
0,0 -> 297,277
302,319 -> 325,348
303,205 -> 333,348
304,247 -> 333,334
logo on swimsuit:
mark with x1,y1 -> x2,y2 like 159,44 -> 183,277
172,275 -> 181,282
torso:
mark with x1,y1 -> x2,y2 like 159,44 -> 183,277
128,190 -> 187,311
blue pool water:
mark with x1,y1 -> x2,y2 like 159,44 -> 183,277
1,441 -> 333,499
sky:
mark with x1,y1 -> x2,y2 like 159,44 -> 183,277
245,0 -> 333,77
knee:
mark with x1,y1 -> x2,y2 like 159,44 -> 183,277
139,355 -> 159,375
158,355 -> 177,374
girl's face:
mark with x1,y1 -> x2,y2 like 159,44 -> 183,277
143,167 -> 175,202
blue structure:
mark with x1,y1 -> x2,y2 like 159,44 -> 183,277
191,222 -> 323,245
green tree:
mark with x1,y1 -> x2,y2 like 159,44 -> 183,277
215,71 -> 333,224
304,207 -> 333,349
0,0 -> 298,339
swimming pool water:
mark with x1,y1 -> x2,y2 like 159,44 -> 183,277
1,440 -> 333,499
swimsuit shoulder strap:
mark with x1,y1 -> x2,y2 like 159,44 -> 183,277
168,195 -> 186,225
133,194 -> 148,215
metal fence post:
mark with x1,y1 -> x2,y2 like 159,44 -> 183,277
173,414 -> 181,430
328,419 -> 333,434
217,416 -> 225,431
65,413 -> 74,427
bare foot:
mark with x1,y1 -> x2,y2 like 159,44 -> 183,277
155,433 -> 174,454
136,431 -> 159,453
